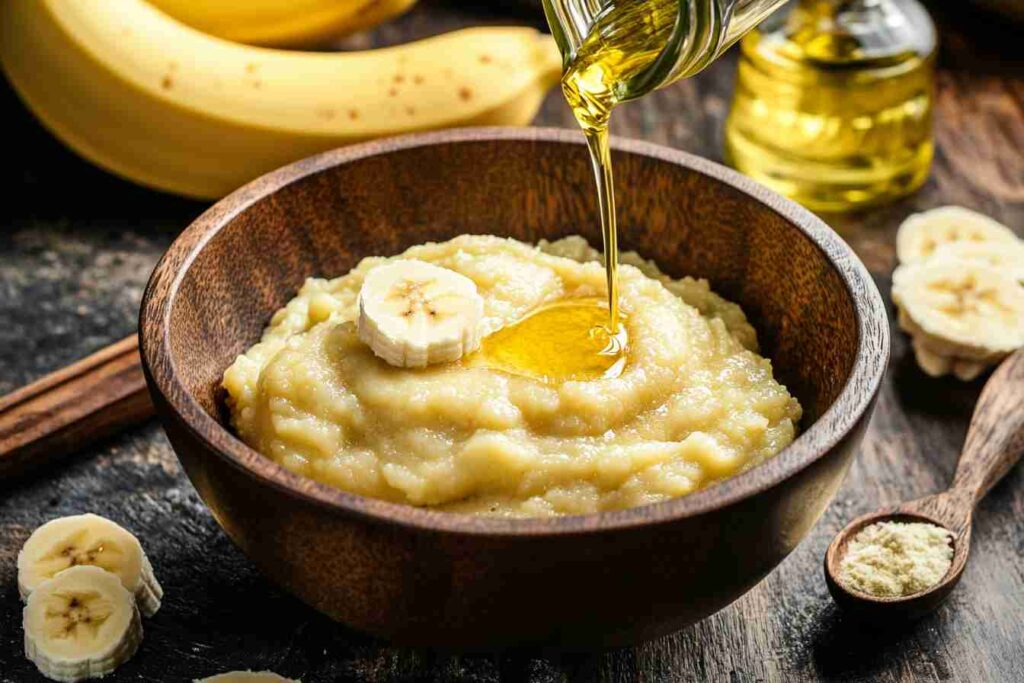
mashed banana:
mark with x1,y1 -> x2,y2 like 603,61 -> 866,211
223,235 -> 801,516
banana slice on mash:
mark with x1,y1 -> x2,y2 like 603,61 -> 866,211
23,565 -> 143,682
357,259 -> 484,368
896,206 -> 1019,264
893,259 -> 1024,361
18,514 -> 163,617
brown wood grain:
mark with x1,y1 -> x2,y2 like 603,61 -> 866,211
0,335 -> 152,478
953,348 -> 1024,503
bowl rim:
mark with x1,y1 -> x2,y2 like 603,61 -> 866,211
140,126 -> 889,537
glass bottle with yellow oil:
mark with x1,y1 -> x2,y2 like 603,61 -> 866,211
724,0 -> 937,212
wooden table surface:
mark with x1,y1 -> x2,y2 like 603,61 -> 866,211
2,2 -> 1022,681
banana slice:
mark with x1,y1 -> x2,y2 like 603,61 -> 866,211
910,336 -> 952,377
896,206 -> 1019,264
951,358 -> 988,382
196,672 -> 299,683
18,514 -> 163,617
893,260 -> 1024,361
929,240 -> 1024,283
357,259 -> 484,368
23,565 -> 142,683
910,336 -> 990,381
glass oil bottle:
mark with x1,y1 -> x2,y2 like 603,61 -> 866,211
724,0 -> 937,212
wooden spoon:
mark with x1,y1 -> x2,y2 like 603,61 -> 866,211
824,347 -> 1024,620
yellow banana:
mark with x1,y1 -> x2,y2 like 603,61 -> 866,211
146,0 -> 417,47
0,0 -> 561,199
333,0 -> 421,39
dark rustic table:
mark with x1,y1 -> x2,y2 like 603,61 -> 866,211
2,2 -> 1022,681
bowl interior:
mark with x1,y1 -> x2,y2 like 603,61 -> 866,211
157,129 -> 865,512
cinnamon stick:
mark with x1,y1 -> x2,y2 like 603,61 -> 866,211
0,335 -> 153,478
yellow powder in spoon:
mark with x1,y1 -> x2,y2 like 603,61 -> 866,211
838,521 -> 954,597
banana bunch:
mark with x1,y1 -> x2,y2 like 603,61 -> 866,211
893,206 -> 1024,381
147,0 -> 418,47
0,0 -> 561,200
17,514 -> 163,682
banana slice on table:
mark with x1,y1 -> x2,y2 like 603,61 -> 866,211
951,359 -> 989,382
910,336 -> 953,377
893,260 -> 1024,361
196,672 -> 299,683
23,565 -> 143,683
929,240 -> 1024,283
18,514 -> 163,617
910,336 -> 990,381
357,260 -> 484,368
896,206 -> 1020,264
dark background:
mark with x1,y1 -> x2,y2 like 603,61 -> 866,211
2,1 -> 1023,681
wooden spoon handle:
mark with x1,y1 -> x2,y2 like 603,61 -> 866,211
952,348 -> 1024,503
0,335 -> 153,478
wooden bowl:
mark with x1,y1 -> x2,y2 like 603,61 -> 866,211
139,127 -> 888,648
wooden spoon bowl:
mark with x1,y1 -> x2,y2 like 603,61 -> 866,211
824,505 -> 971,621
825,348 -> 1024,621
139,127 -> 889,647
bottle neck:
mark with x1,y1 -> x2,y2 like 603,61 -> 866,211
635,0 -> 794,96
543,0 -> 793,101
787,0 -> 937,60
